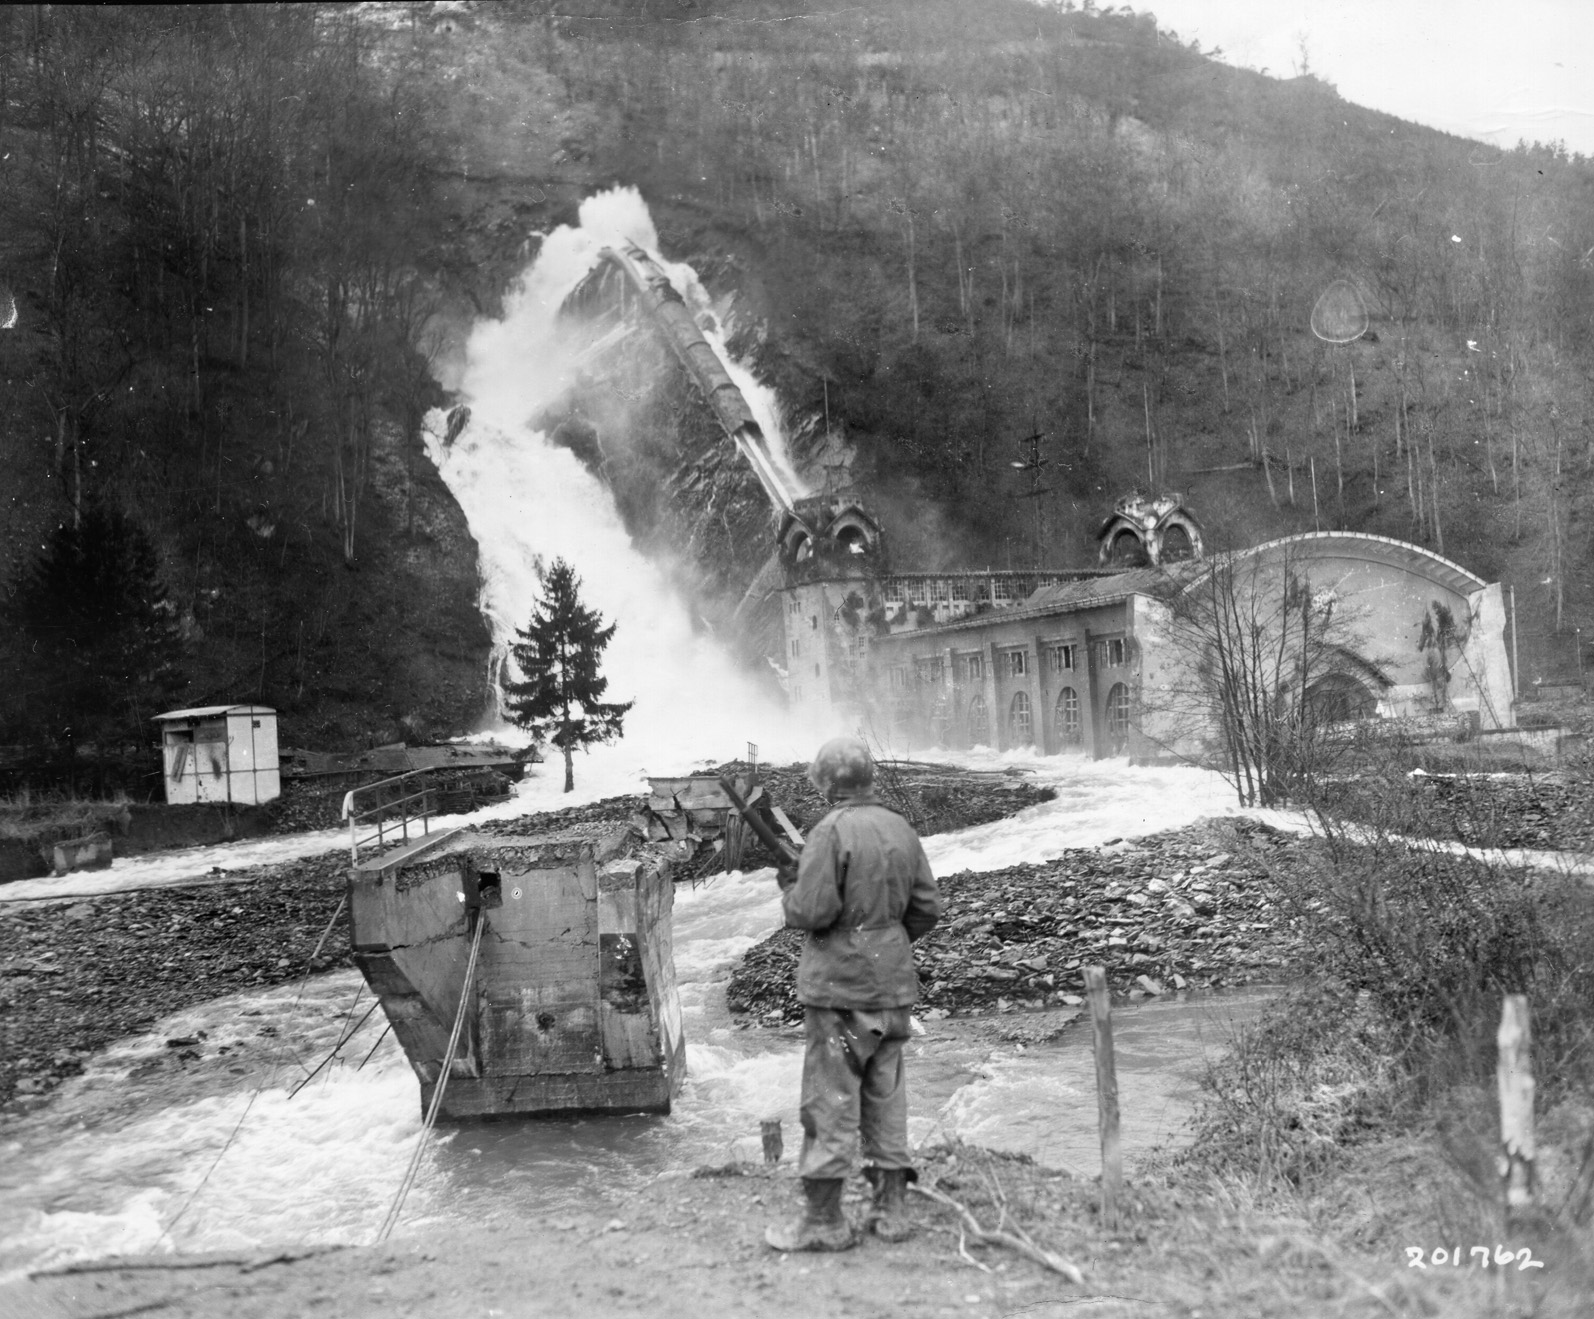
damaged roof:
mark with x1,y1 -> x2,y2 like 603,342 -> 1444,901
882,565 -> 1193,641
1023,566 -> 1190,610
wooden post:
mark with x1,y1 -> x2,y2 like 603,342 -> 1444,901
1509,584 -> 1520,700
1084,966 -> 1122,1231
761,1119 -> 784,1164
1497,994 -> 1535,1223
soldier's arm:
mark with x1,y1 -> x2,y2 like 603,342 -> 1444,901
902,836 -> 941,942
781,816 -> 844,931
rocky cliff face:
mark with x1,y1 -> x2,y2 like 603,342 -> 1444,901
532,287 -> 840,673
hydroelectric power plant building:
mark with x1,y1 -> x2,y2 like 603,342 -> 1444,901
774,492 -> 1517,762
552,236 -> 1515,763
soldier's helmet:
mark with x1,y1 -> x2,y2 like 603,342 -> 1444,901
808,735 -> 875,796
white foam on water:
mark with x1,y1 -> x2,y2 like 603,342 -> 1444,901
919,752 -> 1244,873
0,972 -> 422,1279
423,185 -> 811,784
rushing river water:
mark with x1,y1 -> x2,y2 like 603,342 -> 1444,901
0,756 -> 1273,1280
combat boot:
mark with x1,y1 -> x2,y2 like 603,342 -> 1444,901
763,1177 -> 856,1252
863,1165 -> 916,1243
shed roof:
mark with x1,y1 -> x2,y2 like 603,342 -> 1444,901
154,705 -> 277,721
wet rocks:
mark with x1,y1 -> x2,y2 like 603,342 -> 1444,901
1328,771 -> 1594,852
726,818 -> 1305,1024
0,851 -> 354,1112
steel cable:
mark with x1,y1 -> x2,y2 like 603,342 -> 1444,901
373,910 -> 486,1244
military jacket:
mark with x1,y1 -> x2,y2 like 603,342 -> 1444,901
780,794 -> 942,1008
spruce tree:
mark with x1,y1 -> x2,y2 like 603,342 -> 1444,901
1,505 -> 184,753
504,558 -> 632,792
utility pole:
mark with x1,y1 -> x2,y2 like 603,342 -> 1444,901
1010,425 -> 1053,568
1509,584 -> 1519,699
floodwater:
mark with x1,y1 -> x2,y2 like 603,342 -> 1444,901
0,756 -> 1272,1280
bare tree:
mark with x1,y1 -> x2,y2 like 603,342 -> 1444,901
1158,544 -> 1368,806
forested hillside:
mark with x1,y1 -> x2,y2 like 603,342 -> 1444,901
496,0 -> 1594,679
3,1 -> 1591,784
0,6 -> 491,773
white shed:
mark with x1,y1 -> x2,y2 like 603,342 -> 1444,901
154,705 -> 281,805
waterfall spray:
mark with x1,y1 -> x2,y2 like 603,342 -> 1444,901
424,188 -> 802,798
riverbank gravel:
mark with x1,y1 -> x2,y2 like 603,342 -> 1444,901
1332,770 -> 1594,852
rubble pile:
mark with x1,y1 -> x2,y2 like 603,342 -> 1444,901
269,782 -> 346,833
727,819 -> 1302,1024
1393,772 -> 1594,851
741,760 -> 1057,838
676,761 -> 1057,881
477,795 -> 648,836
271,768 -> 524,836
1321,770 -> 1594,852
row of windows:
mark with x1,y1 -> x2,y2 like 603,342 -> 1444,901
965,684 -> 1131,749
884,579 -> 975,605
945,639 -> 1118,682
879,576 -> 1063,607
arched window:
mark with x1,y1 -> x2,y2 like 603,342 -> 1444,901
968,694 -> 989,747
1105,682 -> 1132,754
1008,691 -> 1033,746
1055,686 -> 1082,748
1160,522 -> 1195,562
1305,673 -> 1376,725
1110,529 -> 1149,566
834,523 -> 870,555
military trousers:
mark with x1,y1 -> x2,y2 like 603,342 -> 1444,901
797,1005 -> 914,1180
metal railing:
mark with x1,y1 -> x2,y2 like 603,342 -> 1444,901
343,770 -> 435,865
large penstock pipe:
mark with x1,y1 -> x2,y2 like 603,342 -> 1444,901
563,243 -> 798,515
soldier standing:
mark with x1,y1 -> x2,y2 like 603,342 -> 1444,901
765,736 -> 942,1252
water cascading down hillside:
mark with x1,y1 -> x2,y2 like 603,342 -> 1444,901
423,189 -> 814,795
554,238 -> 890,679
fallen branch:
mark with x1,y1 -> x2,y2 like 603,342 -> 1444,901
238,1247 -> 346,1273
32,1258 -> 251,1278
79,1299 -> 177,1319
955,1227 -> 992,1273
910,1182 -> 1085,1284
33,1246 -> 344,1280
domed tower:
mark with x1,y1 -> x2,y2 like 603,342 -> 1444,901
1095,492 -> 1203,567
776,496 -> 887,728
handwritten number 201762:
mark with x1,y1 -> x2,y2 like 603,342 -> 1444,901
1406,1246 -> 1544,1270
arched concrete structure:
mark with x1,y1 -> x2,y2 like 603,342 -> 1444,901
777,497 -> 883,577
1145,530 -> 1515,742
1095,492 -> 1205,567
1221,531 -> 1485,597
